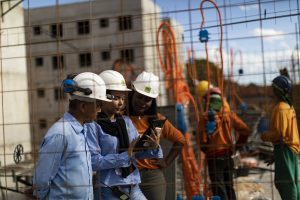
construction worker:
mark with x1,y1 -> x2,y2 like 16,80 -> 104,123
196,80 -> 232,111
260,75 -> 300,200
128,71 -> 186,200
196,80 -> 210,98
85,70 -> 162,200
33,72 -> 111,200
199,87 -> 250,200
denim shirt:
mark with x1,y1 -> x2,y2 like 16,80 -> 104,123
86,116 -> 163,186
33,112 -> 93,200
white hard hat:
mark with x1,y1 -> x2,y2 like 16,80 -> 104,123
132,71 -> 159,98
70,72 -> 111,102
99,70 -> 131,91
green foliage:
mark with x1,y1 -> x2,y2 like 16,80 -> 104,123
193,59 -> 219,85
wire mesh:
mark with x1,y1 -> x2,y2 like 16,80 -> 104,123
0,0 -> 299,199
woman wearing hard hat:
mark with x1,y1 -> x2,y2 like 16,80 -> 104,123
86,70 -> 162,200
128,71 -> 186,200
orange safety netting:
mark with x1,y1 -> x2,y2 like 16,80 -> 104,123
156,20 -> 201,200
181,133 -> 202,199
198,1 -> 224,198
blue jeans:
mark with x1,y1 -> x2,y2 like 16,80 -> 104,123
95,184 -> 147,200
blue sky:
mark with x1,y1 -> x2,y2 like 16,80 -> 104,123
23,0 -> 300,85
156,0 -> 300,85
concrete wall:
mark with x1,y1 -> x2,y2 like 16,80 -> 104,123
0,3 -> 31,166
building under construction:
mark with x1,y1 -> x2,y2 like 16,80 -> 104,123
0,0 -> 300,199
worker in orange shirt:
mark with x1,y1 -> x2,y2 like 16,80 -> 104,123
260,75 -> 300,200
196,80 -> 231,112
199,87 -> 250,200
128,71 -> 186,200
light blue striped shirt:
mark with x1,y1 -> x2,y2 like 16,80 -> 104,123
33,112 -> 93,200
86,116 -> 163,186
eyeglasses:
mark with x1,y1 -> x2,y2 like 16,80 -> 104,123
106,94 -> 126,101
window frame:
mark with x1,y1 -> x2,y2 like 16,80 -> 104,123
77,20 -> 90,35
79,53 -> 92,67
35,57 -> 44,67
33,26 -> 41,35
120,49 -> 134,63
37,88 -> 45,98
39,119 -> 47,129
99,18 -> 109,28
50,23 -> 63,38
118,15 -> 132,31
52,55 -> 64,70
101,51 -> 111,61
54,87 -> 66,101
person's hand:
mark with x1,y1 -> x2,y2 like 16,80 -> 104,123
128,137 -> 140,157
154,127 -> 162,138
264,156 -> 274,166
150,158 -> 167,168
239,103 -> 248,111
145,128 -> 161,149
257,117 -> 269,134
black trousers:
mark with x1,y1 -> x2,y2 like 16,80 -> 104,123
207,154 -> 236,200
139,168 -> 166,200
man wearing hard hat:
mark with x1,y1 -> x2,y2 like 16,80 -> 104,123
199,87 -> 250,200
196,80 -> 211,98
32,72 -> 111,200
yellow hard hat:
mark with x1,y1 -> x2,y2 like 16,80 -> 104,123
196,80 -> 209,97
